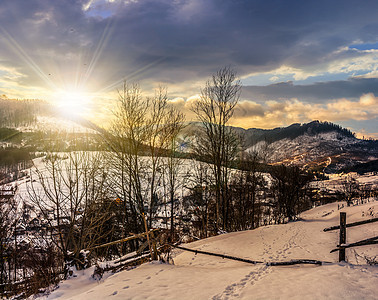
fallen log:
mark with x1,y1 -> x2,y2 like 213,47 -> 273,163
92,252 -> 151,280
267,259 -> 323,266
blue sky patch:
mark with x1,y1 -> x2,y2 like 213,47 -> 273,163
349,42 -> 378,51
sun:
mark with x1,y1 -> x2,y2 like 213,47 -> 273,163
54,89 -> 91,117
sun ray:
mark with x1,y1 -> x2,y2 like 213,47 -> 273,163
96,56 -> 167,94
1,19 -> 165,121
81,19 -> 115,89
0,27 -> 58,91
54,88 -> 92,118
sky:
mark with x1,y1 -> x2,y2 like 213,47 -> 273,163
0,0 -> 377,137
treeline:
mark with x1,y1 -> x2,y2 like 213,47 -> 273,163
0,97 -> 49,128
338,159 -> 378,175
29,130 -> 105,152
184,156 -> 314,239
0,148 -> 32,184
1,129 -> 105,152
0,128 -> 20,141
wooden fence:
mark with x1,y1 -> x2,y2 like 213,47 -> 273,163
1,227 -> 164,299
324,212 -> 378,262
172,244 -> 325,266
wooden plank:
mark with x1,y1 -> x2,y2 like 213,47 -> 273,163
137,240 -> 150,255
268,259 -> 323,266
150,231 -> 158,260
339,212 -> 346,262
86,229 -> 160,251
142,213 -> 155,260
323,217 -> 378,232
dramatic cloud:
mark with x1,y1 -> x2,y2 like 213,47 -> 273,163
0,0 -> 377,136
165,93 -> 378,136
1,0 -> 378,92
234,101 -> 265,118
307,93 -> 378,121
228,93 -> 378,131
242,78 -> 378,103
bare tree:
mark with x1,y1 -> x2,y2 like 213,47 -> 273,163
184,161 -> 213,238
191,67 -> 241,230
108,82 -> 185,237
228,151 -> 265,230
0,185 -> 17,287
107,82 -> 150,242
270,165 -> 313,222
145,87 -> 185,228
341,174 -> 360,206
27,152 -> 113,271
163,108 -> 185,237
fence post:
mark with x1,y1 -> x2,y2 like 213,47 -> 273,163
142,213 -> 156,260
339,212 -> 346,262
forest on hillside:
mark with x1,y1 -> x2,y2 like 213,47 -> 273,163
235,120 -> 356,148
0,97 -> 51,128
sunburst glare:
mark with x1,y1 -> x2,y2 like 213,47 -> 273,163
55,89 -> 92,117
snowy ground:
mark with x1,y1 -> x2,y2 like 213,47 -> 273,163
38,200 -> 378,300
16,116 -> 95,134
311,173 -> 378,193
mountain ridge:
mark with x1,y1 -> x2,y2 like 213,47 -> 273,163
182,120 -> 377,173
1,109 -> 376,173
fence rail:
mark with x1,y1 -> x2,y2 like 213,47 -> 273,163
172,244 -> 327,266
330,236 -> 378,253
323,217 -> 378,232
85,229 -> 160,251
1,228 -> 163,298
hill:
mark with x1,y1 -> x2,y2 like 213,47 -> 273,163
254,130 -> 378,173
232,120 -> 356,148
338,159 -> 378,175
2,105 -> 377,174
183,120 -> 377,173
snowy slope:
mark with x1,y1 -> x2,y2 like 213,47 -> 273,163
41,200 -> 378,300
246,131 -> 378,172
16,116 -> 95,134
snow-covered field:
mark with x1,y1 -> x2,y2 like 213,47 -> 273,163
312,173 -> 378,193
40,200 -> 378,300
16,116 -> 95,134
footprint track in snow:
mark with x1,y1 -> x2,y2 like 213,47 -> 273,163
212,265 -> 271,300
